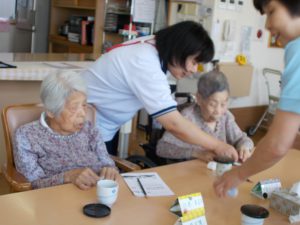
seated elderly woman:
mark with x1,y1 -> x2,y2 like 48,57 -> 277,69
14,71 -> 118,190
156,70 -> 254,163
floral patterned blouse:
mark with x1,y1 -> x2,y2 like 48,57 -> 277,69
14,115 -> 115,189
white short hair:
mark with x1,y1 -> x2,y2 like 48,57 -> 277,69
40,70 -> 87,116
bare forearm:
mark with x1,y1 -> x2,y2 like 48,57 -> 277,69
238,110 -> 300,179
157,111 -> 220,151
238,135 -> 287,179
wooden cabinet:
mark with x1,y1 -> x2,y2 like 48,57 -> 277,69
49,0 -> 104,57
52,0 -> 96,8
49,0 -> 126,57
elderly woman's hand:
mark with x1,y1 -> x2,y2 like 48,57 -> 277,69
238,147 -> 253,162
99,167 -> 119,181
64,168 -> 100,190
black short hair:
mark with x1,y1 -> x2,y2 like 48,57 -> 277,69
155,21 -> 214,69
253,0 -> 300,16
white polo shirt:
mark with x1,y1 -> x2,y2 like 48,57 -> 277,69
82,36 -> 177,141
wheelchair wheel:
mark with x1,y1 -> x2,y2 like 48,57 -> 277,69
126,155 -> 157,169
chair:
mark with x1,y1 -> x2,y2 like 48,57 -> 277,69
1,103 -> 140,192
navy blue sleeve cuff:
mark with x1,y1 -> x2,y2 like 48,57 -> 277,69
150,105 -> 177,118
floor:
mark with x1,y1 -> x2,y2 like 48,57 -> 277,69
0,128 -> 266,196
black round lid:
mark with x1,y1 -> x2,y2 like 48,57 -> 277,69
83,203 -> 111,218
213,156 -> 234,164
240,204 -> 269,219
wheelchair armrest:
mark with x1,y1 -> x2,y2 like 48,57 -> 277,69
110,155 -> 141,172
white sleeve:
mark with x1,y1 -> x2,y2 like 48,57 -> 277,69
125,46 -> 177,117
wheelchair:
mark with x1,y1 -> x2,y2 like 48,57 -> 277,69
126,92 -> 195,169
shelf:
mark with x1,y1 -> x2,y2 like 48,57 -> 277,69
49,0 -> 127,54
49,35 -> 93,53
106,10 -> 130,15
53,0 -> 96,10
104,32 -> 123,45
52,4 -> 96,10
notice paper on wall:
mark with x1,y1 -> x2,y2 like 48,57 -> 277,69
122,172 -> 174,197
133,0 -> 156,23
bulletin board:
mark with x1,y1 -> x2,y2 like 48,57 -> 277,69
219,63 -> 253,97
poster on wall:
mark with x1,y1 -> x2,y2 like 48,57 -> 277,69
133,0 -> 156,23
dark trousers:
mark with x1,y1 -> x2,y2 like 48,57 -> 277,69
105,131 -> 119,156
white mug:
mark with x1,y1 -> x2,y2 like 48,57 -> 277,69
241,214 -> 265,225
97,179 -> 119,207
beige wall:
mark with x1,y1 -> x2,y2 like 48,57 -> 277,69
0,81 -> 41,168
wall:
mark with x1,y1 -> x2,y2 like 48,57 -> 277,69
173,0 -> 285,108
210,0 -> 284,108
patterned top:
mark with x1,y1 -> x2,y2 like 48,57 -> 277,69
156,104 -> 254,159
14,118 -> 115,189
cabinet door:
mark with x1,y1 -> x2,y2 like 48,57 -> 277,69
53,0 -> 77,7
78,0 -> 96,8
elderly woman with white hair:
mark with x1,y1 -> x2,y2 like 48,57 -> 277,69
13,70 -> 118,190
156,70 -> 254,163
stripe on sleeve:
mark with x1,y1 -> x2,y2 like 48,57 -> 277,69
150,105 -> 177,118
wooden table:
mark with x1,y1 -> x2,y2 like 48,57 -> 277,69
0,150 -> 299,225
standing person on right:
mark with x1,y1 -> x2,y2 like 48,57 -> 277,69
214,0 -> 300,197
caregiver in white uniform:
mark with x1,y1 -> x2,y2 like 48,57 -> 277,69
83,21 -> 238,161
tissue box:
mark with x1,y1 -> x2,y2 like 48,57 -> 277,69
270,189 -> 300,216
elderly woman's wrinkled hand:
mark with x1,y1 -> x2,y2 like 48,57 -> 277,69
64,168 -> 100,190
99,167 -> 119,181
238,147 -> 253,162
